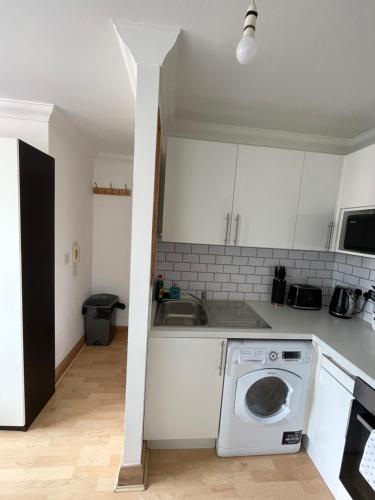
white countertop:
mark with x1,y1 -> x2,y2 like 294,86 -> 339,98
150,301 -> 375,388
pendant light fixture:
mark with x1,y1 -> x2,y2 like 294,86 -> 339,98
236,0 -> 258,64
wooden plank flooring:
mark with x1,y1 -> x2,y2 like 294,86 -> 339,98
0,333 -> 332,499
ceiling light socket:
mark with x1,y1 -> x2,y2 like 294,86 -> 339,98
236,1 -> 258,65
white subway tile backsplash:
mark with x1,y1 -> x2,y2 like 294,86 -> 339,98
175,243 -> 191,253
288,250 -> 304,259
200,254 -> 216,264
191,263 -> 208,272
338,263 -> 353,274
229,292 -> 245,301
225,247 -> 241,256
215,273 -> 230,283
335,253 -> 347,263
311,261 -> 325,270
181,271 -> 198,281
343,274 -> 360,287
164,271 -> 181,280
273,249 -> 289,258
183,253 -> 199,263
295,260 -> 310,269
159,242 -> 175,252
352,266 -> 370,279
166,252 -> 183,262
347,255 -> 363,267
174,263 -> 191,272
158,241 -> 375,326
207,264 -> 223,273
231,274 -> 246,284
232,256 -> 248,265
216,255 -> 233,265
248,257 -> 264,266
206,282 -> 221,291
222,283 -> 238,292
158,262 -> 174,271
304,251 -> 319,260
224,265 -> 239,274
363,257 -> 375,270
192,244 -> 208,254
257,248 -> 273,257
241,247 -> 257,257
209,245 -> 225,255
198,272 -> 214,282
237,284 -> 254,293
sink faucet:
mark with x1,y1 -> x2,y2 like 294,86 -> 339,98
185,291 -> 207,305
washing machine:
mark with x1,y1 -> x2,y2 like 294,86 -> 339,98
217,340 -> 312,457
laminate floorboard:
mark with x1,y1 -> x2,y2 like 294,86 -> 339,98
0,333 -> 333,499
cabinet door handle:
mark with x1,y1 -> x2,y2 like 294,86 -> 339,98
233,214 -> 240,246
326,221 -> 334,250
224,213 -> 230,246
218,341 -> 226,376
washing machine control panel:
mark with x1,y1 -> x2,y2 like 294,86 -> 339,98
269,351 -> 278,361
238,348 -> 304,364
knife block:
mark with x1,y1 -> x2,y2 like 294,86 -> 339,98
272,279 -> 286,305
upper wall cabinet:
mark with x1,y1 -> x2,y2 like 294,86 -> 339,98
232,145 -> 304,249
162,137 -> 237,245
294,153 -> 342,251
339,144 -> 375,209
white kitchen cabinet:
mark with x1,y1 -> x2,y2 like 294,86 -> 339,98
144,337 -> 226,441
305,355 -> 353,499
232,145 -> 304,248
294,152 -> 342,251
162,137 -> 237,245
339,144 -> 375,209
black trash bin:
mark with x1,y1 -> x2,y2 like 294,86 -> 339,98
82,294 -> 125,346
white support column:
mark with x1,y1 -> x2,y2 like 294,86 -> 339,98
113,21 -> 180,471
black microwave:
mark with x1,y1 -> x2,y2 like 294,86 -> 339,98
344,213 -> 375,254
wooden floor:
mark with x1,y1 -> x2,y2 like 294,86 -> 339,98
0,333 -> 332,500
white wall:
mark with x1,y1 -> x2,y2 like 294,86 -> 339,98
91,154 -> 133,325
49,119 -> 95,367
0,108 -> 96,368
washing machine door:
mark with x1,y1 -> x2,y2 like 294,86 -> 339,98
234,368 -> 302,425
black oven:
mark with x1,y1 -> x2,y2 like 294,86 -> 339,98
340,378 -> 375,500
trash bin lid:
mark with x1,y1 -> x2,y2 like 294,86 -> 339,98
83,294 -> 119,308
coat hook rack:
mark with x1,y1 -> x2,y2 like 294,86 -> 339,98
93,182 -> 132,197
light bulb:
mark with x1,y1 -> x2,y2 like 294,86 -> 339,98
236,33 -> 258,65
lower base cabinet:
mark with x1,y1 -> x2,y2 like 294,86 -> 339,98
144,338 -> 226,441
305,355 -> 353,499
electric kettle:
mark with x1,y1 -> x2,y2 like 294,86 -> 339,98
329,286 -> 355,319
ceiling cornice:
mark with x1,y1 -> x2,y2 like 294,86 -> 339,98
349,126 -> 375,152
169,118 -> 354,155
0,98 -> 54,122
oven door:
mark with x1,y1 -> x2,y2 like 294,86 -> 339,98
340,398 -> 375,500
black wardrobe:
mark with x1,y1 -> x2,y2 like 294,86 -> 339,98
0,139 -> 55,430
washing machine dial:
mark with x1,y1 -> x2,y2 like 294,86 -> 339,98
269,351 -> 278,361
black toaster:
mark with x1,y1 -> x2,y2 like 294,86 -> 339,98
287,284 -> 322,310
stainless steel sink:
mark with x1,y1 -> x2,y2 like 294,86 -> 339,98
154,299 -> 271,330
154,300 -> 208,327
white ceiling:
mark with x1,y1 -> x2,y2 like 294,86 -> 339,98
0,0 -> 375,154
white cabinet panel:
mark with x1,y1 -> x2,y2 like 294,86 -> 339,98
294,152 -> 342,251
144,338 -> 226,440
340,144 -> 375,209
232,145 -> 304,248
162,137 -> 237,245
306,359 -> 353,499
